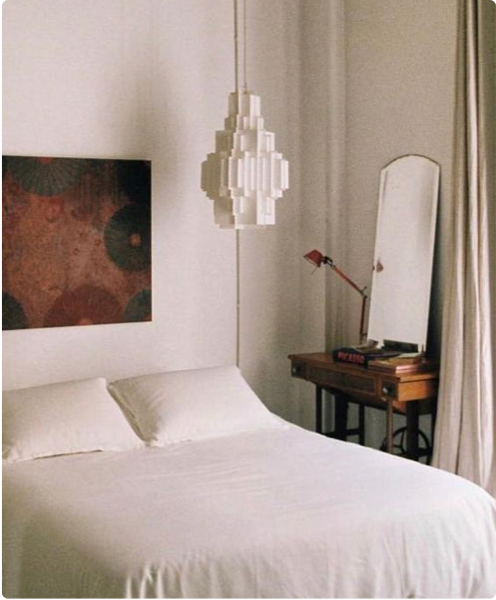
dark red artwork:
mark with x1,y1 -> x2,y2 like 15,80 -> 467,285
2,156 -> 151,330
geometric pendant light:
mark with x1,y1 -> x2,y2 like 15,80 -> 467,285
201,0 -> 289,229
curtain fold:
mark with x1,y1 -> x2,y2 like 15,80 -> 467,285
432,0 -> 495,495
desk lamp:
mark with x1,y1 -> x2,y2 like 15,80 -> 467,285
304,249 -> 368,343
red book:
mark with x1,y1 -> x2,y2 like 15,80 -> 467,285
332,346 -> 399,367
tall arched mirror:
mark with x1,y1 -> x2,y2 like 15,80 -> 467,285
367,155 -> 440,353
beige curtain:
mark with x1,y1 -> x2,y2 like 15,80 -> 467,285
432,0 -> 495,495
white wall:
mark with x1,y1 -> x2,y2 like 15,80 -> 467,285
340,0 -> 458,347
2,0 -> 320,426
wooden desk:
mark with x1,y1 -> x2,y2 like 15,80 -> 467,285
289,352 -> 439,461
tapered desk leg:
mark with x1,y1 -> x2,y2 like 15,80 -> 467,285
431,400 -> 437,453
315,386 -> 323,434
386,398 -> 393,453
406,401 -> 420,460
334,392 -> 349,441
359,404 -> 365,445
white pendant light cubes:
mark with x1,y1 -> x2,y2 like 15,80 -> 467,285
201,90 -> 289,229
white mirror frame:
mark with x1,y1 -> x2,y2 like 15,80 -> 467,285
367,155 -> 440,352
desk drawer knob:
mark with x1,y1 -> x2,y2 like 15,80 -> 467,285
291,363 -> 306,378
382,384 -> 395,397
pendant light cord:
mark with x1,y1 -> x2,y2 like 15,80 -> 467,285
234,0 -> 245,368
234,0 -> 239,92
236,229 -> 241,367
233,0 -> 248,93
243,0 -> 247,91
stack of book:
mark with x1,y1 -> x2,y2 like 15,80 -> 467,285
332,342 -> 438,373
332,345 -> 400,367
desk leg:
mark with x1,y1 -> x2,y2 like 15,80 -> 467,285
334,392 -> 349,441
386,398 -> 393,453
431,400 -> 437,448
359,404 -> 365,445
406,401 -> 420,460
315,386 -> 323,434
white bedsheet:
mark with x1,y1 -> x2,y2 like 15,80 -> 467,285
3,426 -> 496,598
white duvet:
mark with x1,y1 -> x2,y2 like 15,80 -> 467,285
3,426 -> 496,598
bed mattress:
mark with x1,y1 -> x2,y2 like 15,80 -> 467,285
3,426 -> 496,598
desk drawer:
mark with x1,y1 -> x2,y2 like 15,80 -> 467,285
309,366 -> 375,395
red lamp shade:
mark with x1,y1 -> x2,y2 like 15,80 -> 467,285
304,249 -> 325,267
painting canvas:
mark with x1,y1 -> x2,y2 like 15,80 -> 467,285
2,156 -> 151,330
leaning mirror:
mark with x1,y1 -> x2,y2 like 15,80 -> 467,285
367,155 -> 440,353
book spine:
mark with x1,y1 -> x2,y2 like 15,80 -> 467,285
332,349 -> 368,366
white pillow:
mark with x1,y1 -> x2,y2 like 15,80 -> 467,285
108,365 -> 287,445
3,377 -> 143,462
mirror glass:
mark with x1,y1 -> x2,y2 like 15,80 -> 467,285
367,155 -> 440,352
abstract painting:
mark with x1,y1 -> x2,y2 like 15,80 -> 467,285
2,156 -> 151,330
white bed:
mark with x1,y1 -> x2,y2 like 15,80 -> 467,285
3,368 -> 496,598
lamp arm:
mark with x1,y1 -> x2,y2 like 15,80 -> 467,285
359,294 -> 368,343
323,257 -> 368,343
325,260 -> 367,298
